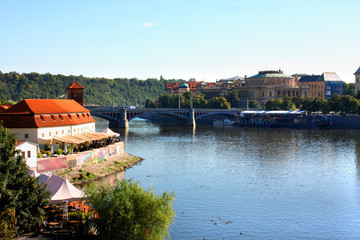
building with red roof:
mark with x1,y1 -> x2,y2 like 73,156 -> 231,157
0,99 -> 97,147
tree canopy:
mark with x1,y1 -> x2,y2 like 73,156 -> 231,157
0,124 -> 50,237
85,179 -> 176,240
0,71 -> 170,106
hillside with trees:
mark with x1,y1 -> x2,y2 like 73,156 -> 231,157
0,71 -> 179,106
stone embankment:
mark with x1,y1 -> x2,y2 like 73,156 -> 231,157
55,152 -> 143,185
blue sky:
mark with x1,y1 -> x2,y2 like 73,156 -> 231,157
0,0 -> 359,82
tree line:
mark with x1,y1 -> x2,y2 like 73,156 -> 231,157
0,71 -> 182,106
265,94 -> 360,114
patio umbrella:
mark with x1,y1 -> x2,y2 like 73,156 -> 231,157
29,169 -> 40,177
44,175 -> 84,204
102,128 -> 120,137
38,173 -> 50,183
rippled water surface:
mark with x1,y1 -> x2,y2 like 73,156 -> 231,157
95,117 -> 360,239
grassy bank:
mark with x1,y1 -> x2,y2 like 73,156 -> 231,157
55,153 -> 143,185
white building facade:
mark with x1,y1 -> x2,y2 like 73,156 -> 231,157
15,141 -> 38,169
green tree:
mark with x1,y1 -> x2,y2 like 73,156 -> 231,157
85,179 -> 176,240
328,94 -> 342,113
0,124 -> 50,234
312,98 -> 328,113
291,96 -> 304,109
145,99 -> 158,108
281,96 -> 295,110
192,95 -> 208,108
248,99 -> 260,109
208,97 -> 231,109
343,82 -> 355,96
339,95 -> 360,114
265,98 -> 283,110
301,96 -> 314,112
224,90 -> 240,108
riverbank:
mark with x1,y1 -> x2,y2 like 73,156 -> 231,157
55,152 -> 143,185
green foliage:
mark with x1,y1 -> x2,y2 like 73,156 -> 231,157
0,71 -> 168,106
45,151 -> 51,157
68,210 -> 91,221
339,95 -> 360,114
0,124 -> 50,234
37,152 -> 42,158
248,99 -> 260,109
343,82 -> 355,96
0,208 -> 17,239
85,179 -> 176,240
224,90 -> 240,108
208,97 -> 231,109
55,149 -> 63,155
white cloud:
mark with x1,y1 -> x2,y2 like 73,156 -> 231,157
142,22 -> 159,28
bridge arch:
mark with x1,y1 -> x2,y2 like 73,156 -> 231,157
195,111 -> 236,120
127,111 -> 189,121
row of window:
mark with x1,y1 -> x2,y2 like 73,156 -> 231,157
22,151 -> 31,159
39,112 -> 91,122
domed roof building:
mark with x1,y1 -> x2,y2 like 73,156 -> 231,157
179,83 -> 189,88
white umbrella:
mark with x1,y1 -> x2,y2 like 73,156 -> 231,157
38,173 -> 50,183
102,128 -> 120,137
44,175 -> 84,204
29,169 -> 40,177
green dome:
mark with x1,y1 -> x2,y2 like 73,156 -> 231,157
179,83 -> 189,88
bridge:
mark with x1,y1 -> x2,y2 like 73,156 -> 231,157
86,106 -> 242,128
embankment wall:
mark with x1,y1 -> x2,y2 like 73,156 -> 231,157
37,141 -> 124,172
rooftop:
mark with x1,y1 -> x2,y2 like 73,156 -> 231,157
247,70 -> 293,79
66,81 -> 84,89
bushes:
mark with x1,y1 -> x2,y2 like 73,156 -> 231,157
85,179 -> 176,240
55,149 -> 63,155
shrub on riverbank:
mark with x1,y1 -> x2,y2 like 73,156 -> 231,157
85,179 -> 176,240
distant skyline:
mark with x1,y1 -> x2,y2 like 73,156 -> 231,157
1,0 -> 359,83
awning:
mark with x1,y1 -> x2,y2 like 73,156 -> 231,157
52,135 -> 85,145
50,131 -> 114,145
83,131 -> 112,140
39,137 -> 52,144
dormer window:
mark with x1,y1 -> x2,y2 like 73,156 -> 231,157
51,114 -> 56,121
40,115 -> 45,122
68,114 -> 72,120
76,113 -> 80,119
59,114 -> 63,120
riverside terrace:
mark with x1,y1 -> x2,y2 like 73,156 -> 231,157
87,106 -> 243,128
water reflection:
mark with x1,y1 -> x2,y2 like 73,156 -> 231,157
93,116 -> 360,239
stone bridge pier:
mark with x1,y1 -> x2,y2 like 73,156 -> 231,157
108,108 -> 129,129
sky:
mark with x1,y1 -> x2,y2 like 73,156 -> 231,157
0,0 -> 359,83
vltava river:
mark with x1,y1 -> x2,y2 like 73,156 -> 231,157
95,117 -> 360,239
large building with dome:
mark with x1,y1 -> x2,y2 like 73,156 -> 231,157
193,70 -> 309,108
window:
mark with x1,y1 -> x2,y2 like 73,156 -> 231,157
24,134 -> 29,138
49,132 -> 51,136
22,152 -> 25,159
56,131 -> 58,135
27,151 -> 31,158
62,130 -> 64,134
42,133 -> 44,137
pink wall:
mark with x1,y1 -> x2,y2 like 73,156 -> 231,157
37,141 -> 124,172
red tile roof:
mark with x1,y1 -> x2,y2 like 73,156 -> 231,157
66,81 -> 84,89
0,104 -> 13,112
0,99 -> 95,128
15,140 -> 26,147
4,99 -> 90,114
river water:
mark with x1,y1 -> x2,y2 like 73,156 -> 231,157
94,117 -> 360,240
